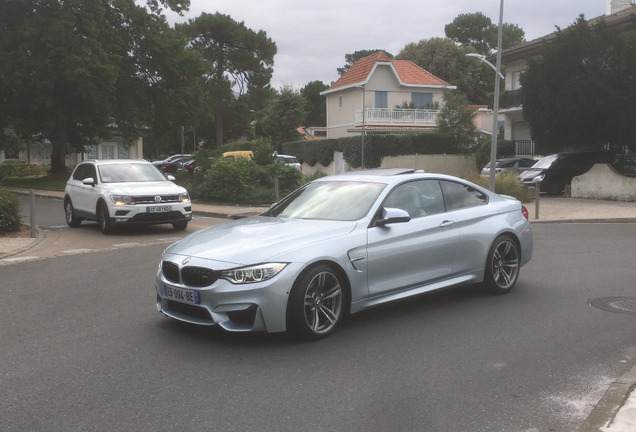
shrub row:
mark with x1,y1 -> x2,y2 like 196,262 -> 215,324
0,162 -> 48,181
283,133 -> 463,169
0,189 -> 22,232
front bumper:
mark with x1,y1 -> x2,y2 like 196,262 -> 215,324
109,204 -> 192,225
155,256 -> 302,333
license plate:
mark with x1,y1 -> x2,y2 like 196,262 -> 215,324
164,284 -> 200,305
147,205 -> 172,213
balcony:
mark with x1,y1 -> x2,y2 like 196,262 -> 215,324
489,89 -> 523,110
355,108 -> 439,127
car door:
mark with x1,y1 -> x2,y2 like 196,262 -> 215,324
366,180 -> 460,295
438,180 -> 493,276
72,163 -> 98,214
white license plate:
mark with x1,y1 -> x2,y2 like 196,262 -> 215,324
147,205 -> 172,213
164,284 -> 200,305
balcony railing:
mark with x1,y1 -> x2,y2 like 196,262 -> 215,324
355,108 -> 439,127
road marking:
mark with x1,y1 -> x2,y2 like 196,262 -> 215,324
1,256 -> 40,263
61,248 -> 97,255
112,242 -> 144,248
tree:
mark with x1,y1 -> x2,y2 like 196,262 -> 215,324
397,38 -> 492,105
177,13 -> 276,147
521,16 -> 636,154
445,12 -> 525,54
259,85 -> 307,147
436,90 -> 476,145
300,81 -> 328,127
0,0 -> 199,173
337,49 -> 393,76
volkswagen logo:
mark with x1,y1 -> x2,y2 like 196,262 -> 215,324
154,195 -> 162,203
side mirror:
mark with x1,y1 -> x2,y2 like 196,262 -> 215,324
167,174 -> 176,181
375,207 -> 410,227
82,177 -> 95,186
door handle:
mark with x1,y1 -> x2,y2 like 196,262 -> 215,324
439,220 -> 455,228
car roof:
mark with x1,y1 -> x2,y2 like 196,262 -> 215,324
81,159 -> 151,166
315,168 -> 471,187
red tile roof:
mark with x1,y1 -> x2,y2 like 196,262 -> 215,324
325,51 -> 451,92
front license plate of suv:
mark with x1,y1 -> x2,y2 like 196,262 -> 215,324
164,284 -> 200,305
148,205 -> 172,213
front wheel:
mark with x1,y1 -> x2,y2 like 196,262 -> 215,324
97,202 -> 113,235
287,265 -> 345,340
64,198 -> 82,228
172,221 -> 188,231
484,236 -> 520,294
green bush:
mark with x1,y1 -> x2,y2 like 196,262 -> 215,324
0,189 -> 22,232
465,171 -> 533,202
0,162 -> 48,181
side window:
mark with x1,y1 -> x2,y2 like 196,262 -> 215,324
440,181 -> 488,211
384,180 -> 445,219
73,164 -> 87,181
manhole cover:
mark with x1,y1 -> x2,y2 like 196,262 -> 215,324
589,297 -> 636,316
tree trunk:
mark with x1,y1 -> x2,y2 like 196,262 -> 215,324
49,120 -> 68,174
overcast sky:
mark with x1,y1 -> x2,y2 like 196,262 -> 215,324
163,0 -> 608,89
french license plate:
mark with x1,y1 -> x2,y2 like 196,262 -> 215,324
164,284 -> 200,305
147,205 -> 172,213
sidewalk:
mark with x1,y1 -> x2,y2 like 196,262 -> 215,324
2,187 -> 636,430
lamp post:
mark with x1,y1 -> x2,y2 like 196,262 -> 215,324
249,109 -> 256,140
465,0 -> 504,192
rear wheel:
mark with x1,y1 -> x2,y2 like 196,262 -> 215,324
484,236 -> 520,294
287,265 -> 345,340
97,202 -> 113,235
64,198 -> 82,228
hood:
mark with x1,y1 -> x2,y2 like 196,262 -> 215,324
105,181 -> 186,195
165,216 -> 357,265
518,168 -> 544,180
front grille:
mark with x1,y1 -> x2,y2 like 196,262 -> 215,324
182,266 -> 219,287
135,195 -> 181,204
162,261 -> 180,284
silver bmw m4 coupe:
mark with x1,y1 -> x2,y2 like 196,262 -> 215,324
155,169 -> 533,340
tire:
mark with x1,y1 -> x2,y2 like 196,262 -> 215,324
484,236 -> 520,294
287,265 -> 345,340
172,221 -> 188,231
64,198 -> 82,228
97,202 -> 113,235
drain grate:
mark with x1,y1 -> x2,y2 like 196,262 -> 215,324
589,297 -> 636,316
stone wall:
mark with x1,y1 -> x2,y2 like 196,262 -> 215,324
571,164 -> 636,202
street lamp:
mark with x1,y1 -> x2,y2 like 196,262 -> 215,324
465,0 -> 504,192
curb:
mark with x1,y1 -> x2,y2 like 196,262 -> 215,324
579,365 -> 636,431
0,228 -> 44,259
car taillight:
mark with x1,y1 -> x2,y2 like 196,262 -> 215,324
521,205 -> 529,220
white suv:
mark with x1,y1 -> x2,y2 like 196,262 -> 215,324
64,159 -> 192,234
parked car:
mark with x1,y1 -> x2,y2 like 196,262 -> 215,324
64,159 -> 192,234
481,157 -> 535,176
518,150 -> 612,194
152,154 -> 192,173
155,168 -> 533,340
182,157 -> 215,174
275,154 -> 302,171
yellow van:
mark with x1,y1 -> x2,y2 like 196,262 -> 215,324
222,151 -> 253,160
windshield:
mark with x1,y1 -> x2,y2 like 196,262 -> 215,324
99,163 -> 167,183
266,181 -> 385,221
531,154 -> 558,169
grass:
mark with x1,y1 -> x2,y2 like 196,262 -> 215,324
0,173 -> 68,191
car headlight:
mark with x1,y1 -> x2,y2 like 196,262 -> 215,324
111,195 -> 135,205
221,263 -> 287,284
532,174 -> 545,183
179,192 -> 191,203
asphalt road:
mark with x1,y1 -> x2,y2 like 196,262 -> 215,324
1,223 -> 636,432
18,194 -> 67,229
